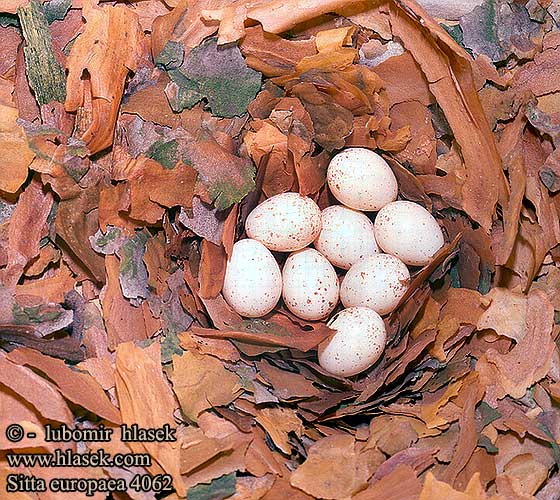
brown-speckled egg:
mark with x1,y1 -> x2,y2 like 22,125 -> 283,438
340,254 -> 410,315
222,239 -> 282,318
245,192 -> 322,252
282,248 -> 339,320
318,307 -> 387,377
314,205 -> 379,270
327,148 -> 398,211
374,201 -> 444,266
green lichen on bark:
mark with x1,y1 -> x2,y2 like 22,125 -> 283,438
147,139 -> 179,169
44,0 -> 72,24
206,169 -> 255,211
187,473 -> 237,500
17,0 -> 66,105
157,37 -> 262,118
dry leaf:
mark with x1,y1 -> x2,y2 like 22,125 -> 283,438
477,288 -> 528,342
190,313 -> 334,352
65,0 -> 144,154
390,1 -> 508,230
199,239 -> 226,299
171,350 -> 242,421
290,433 -> 371,499
255,406 -> 302,455
0,177 -> 53,291
419,472 -> 501,500
101,255 -> 150,349
0,77 -> 34,193
353,465 -> 422,500
480,290 -> 555,400
115,342 -> 185,497
6,347 -> 121,423
0,354 -> 73,424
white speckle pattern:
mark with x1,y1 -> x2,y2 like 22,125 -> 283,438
340,253 -> 410,315
245,192 -> 322,252
222,239 -> 282,318
282,248 -> 339,321
318,307 -> 387,377
327,148 -> 398,211
374,200 -> 444,266
314,205 -> 380,270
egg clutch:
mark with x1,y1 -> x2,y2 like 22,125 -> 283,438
223,148 -> 445,377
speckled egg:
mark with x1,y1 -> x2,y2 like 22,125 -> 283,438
222,239 -> 282,318
340,254 -> 410,315
245,192 -> 322,252
282,248 -> 339,321
327,148 -> 398,211
318,307 -> 387,377
374,200 -> 444,266
314,205 -> 380,270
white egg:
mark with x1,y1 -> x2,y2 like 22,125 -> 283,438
314,205 -> 379,270
318,307 -> 387,377
340,254 -> 410,315
222,239 -> 282,318
374,200 -> 444,266
245,192 -> 322,252
282,248 -> 339,321
327,148 -> 398,211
